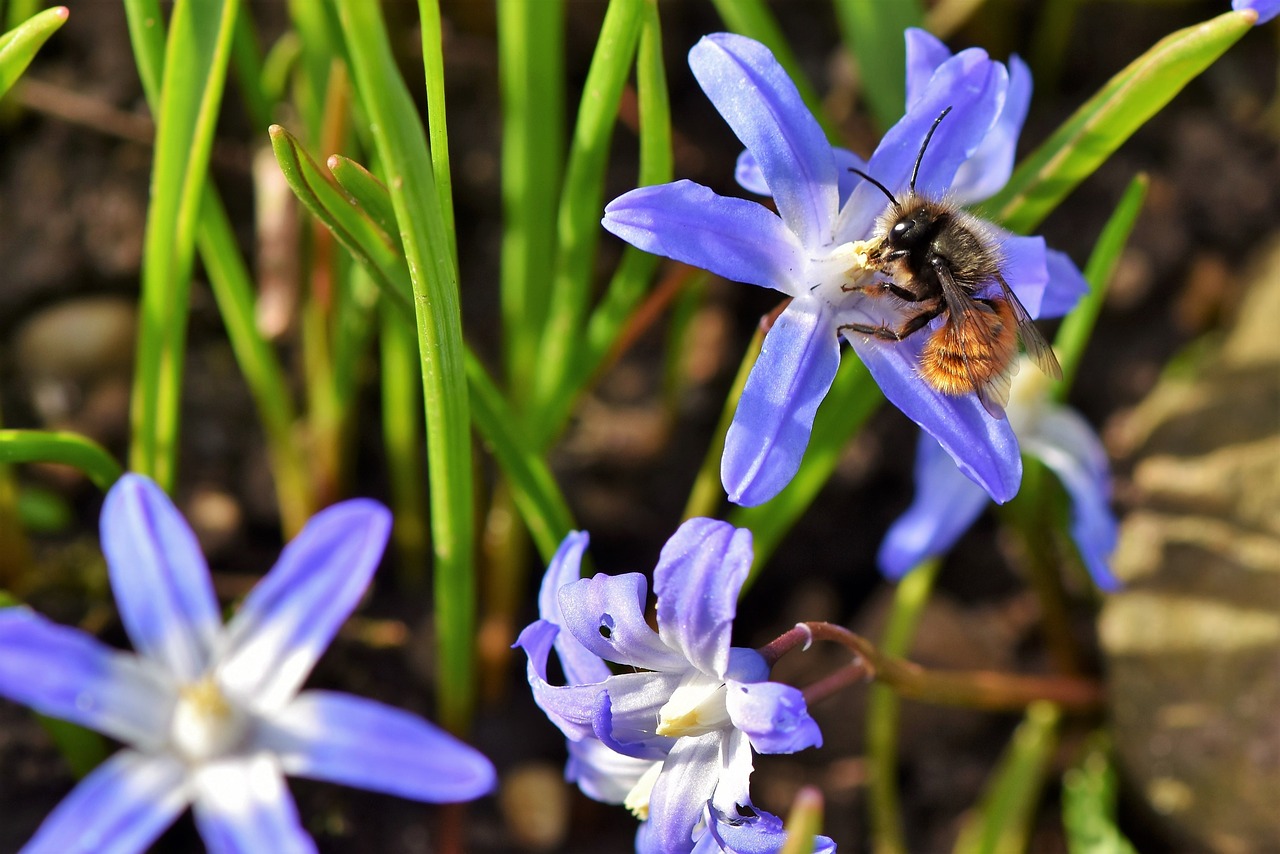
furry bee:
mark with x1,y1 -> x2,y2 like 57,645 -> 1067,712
841,107 -> 1061,419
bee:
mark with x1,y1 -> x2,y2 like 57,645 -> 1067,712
840,107 -> 1061,419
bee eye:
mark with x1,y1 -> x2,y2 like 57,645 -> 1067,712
891,220 -> 913,241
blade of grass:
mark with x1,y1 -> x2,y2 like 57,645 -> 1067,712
336,0 -> 475,734
531,0 -> 645,424
230,3 -> 272,132
0,430 -> 123,492
832,0 -> 924,132
979,10 -> 1253,234
1063,735 -> 1138,854
381,304 -> 430,590
128,0 -> 240,492
418,0 -> 457,264
0,5 -> 67,99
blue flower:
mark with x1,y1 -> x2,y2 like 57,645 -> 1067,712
602,32 -> 1087,508
1234,0 -> 1280,24
516,519 -> 832,853
0,474 -> 496,853
878,363 -> 1120,591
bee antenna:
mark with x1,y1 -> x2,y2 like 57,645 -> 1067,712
848,167 -> 899,208
909,105 -> 953,193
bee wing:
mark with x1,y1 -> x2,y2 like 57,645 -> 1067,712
993,273 -> 1062,381
931,258 -> 1011,419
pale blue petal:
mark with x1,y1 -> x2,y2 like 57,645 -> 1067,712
695,804 -> 837,854
722,299 -> 841,506
643,733 -> 724,854
904,28 -> 953,108
191,755 -> 315,854
850,334 -> 1023,502
557,572 -> 687,672
514,620 -> 605,741
537,531 -> 611,684
1041,247 -> 1090,319
992,232 -> 1048,317
878,433 -> 990,579
953,54 -> 1032,204
217,499 -> 391,712
258,690 -> 496,802
598,670 -> 682,753
725,680 -> 822,754
0,609 -> 172,749
603,181 -> 805,295
736,147 -> 868,208
100,474 -> 219,682
22,751 -> 189,854
690,34 -> 838,248
566,737 -> 657,805
725,647 -> 770,684
708,728 -> 754,817
1235,0 -> 1280,24
654,519 -> 752,677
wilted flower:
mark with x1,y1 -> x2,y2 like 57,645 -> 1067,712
516,519 -> 832,853
878,362 -> 1120,590
0,474 -> 495,853
603,32 -> 1086,508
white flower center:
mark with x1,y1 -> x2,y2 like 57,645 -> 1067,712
624,761 -> 663,820
169,676 -> 249,763
656,675 -> 731,738
806,238 -> 879,306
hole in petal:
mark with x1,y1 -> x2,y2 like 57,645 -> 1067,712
598,614 -> 615,640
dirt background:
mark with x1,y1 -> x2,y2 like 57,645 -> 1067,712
0,1 -> 1277,851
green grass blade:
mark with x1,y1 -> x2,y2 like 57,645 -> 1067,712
0,5 -> 67,98
953,702 -> 1062,854
418,0 -> 458,264
497,0 -> 563,400
1063,735 -> 1138,854
979,10 -> 1253,234
832,0 -> 924,132
128,0 -> 240,492
329,154 -> 398,238
531,0 -> 645,417
0,431 -> 123,492
380,306 -> 430,589
122,0 -> 163,102
230,3 -> 273,132
336,0 -> 475,734
1054,173 -> 1148,401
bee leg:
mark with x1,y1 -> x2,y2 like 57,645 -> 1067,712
838,309 -> 937,342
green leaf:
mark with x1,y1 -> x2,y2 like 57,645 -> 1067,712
979,10 -> 1253,234
128,0 -> 241,492
832,0 -> 924,132
37,715 -> 109,780
954,702 -> 1062,854
0,5 -> 67,99
336,0 -> 476,734
0,430 -> 123,492
1063,735 -> 1138,854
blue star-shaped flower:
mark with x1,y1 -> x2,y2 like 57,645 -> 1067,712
603,32 -> 1088,508
516,519 -> 832,853
0,474 -> 495,853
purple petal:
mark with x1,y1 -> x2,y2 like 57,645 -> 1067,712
878,432 -> 990,578
992,232 -> 1048,317
1041,247 -> 1090,319
0,609 -> 172,749
690,34 -> 838,248
593,685 -> 676,760
1235,0 -> 1280,24
557,572 -> 687,672
904,28 -> 953,108
953,54 -> 1032,204
652,519 -> 752,677
100,474 -> 219,682
839,47 -> 1007,240
849,334 -> 1023,502
725,680 -> 822,755
22,751 -> 189,854
258,690 -> 496,802
722,299 -> 841,506
537,531 -> 611,684
567,736 -> 657,805
736,147 -> 869,208
190,755 -> 315,854
696,804 -> 836,854
603,181 -> 804,294
1023,409 -> 1121,591
644,733 -> 723,854
515,619 -> 607,741
217,499 -> 391,712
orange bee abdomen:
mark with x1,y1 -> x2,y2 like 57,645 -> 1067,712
919,299 -> 1018,395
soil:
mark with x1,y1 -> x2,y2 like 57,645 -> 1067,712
1,1 -> 1277,852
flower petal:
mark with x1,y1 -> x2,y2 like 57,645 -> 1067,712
1023,409 -> 1121,591
99,474 -> 219,682
652,519 -> 752,678
0,609 -> 172,749
1235,0 -> 1280,25
904,28 -> 954,108
558,572 -> 687,672
603,181 -> 805,294
257,690 -> 496,802
877,432 -> 990,579
952,54 -> 1032,204
1041,247 -> 1090,319
736,147 -> 869,209
567,737 -> 658,805
514,619 -> 607,741
722,299 -> 841,506
725,680 -> 822,754
594,684 -> 676,760
537,531 -> 611,684
217,499 -> 391,712
690,34 -> 837,248
643,733 -> 724,854
991,232 -> 1048,317
190,755 -> 314,854
21,751 -> 189,854
849,334 -> 1023,502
